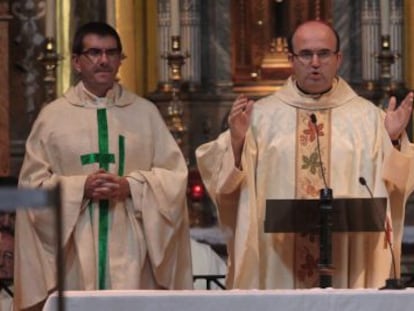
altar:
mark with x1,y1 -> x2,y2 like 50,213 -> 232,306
43,288 -> 414,311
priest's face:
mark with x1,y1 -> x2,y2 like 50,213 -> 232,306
72,34 -> 122,97
288,21 -> 342,95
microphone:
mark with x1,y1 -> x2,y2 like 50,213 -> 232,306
358,176 -> 405,289
310,113 -> 333,288
310,114 -> 329,190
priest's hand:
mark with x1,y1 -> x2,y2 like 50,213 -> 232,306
385,92 -> 414,141
84,170 -> 131,201
228,94 -> 254,167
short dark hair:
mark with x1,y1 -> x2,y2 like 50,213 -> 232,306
287,20 -> 340,53
72,22 -> 122,55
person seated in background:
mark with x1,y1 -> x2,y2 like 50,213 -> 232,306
0,227 -> 13,281
191,238 -> 227,289
0,227 -> 14,311
196,20 -> 414,289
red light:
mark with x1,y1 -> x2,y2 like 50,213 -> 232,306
190,184 -> 204,200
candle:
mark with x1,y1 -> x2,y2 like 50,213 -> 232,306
380,0 -> 390,36
170,0 -> 180,37
45,0 -> 55,38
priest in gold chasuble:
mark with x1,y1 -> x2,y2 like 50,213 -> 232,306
196,20 -> 414,289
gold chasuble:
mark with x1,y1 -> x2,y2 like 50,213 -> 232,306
196,76 -> 414,289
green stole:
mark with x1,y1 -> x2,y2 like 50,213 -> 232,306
80,108 -> 125,289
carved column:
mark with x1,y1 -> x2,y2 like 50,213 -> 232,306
404,0 -> 414,89
390,0 -> 403,85
116,0 -> 138,93
158,0 -> 172,90
181,0 -> 201,90
361,0 -> 380,85
0,1 -> 11,176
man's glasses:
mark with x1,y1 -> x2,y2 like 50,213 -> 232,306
80,48 -> 122,63
291,49 -> 338,64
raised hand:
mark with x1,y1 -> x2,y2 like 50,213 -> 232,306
385,92 -> 414,141
228,94 -> 254,166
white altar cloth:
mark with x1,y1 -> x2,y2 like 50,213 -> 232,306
43,288 -> 414,311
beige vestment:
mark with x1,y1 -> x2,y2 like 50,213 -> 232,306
196,77 -> 414,289
15,82 -> 193,310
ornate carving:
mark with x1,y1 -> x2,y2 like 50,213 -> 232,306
11,0 -> 46,118
231,0 -> 332,93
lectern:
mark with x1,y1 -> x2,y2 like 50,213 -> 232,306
265,197 -> 387,287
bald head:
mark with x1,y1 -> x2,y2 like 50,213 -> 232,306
287,20 -> 342,94
288,20 -> 340,54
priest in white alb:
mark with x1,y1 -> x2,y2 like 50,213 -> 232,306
14,22 -> 192,311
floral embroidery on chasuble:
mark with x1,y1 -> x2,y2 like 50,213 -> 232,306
294,108 -> 331,288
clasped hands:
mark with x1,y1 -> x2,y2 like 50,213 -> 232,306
84,169 -> 131,201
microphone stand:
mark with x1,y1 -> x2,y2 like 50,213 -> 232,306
381,278 -> 405,290
379,217 -> 405,289
310,113 -> 335,288
319,187 -> 334,288
358,177 -> 405,290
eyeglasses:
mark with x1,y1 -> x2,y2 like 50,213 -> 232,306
80,48 -> 122,63
291,49 -> 338,64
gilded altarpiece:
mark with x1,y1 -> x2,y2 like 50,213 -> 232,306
231,0 -> 332,92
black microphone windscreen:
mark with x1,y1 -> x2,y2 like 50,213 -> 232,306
310,113 -> 317,124
359,177 -> 366,186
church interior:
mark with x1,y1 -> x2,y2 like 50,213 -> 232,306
2,0 -> 414,308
